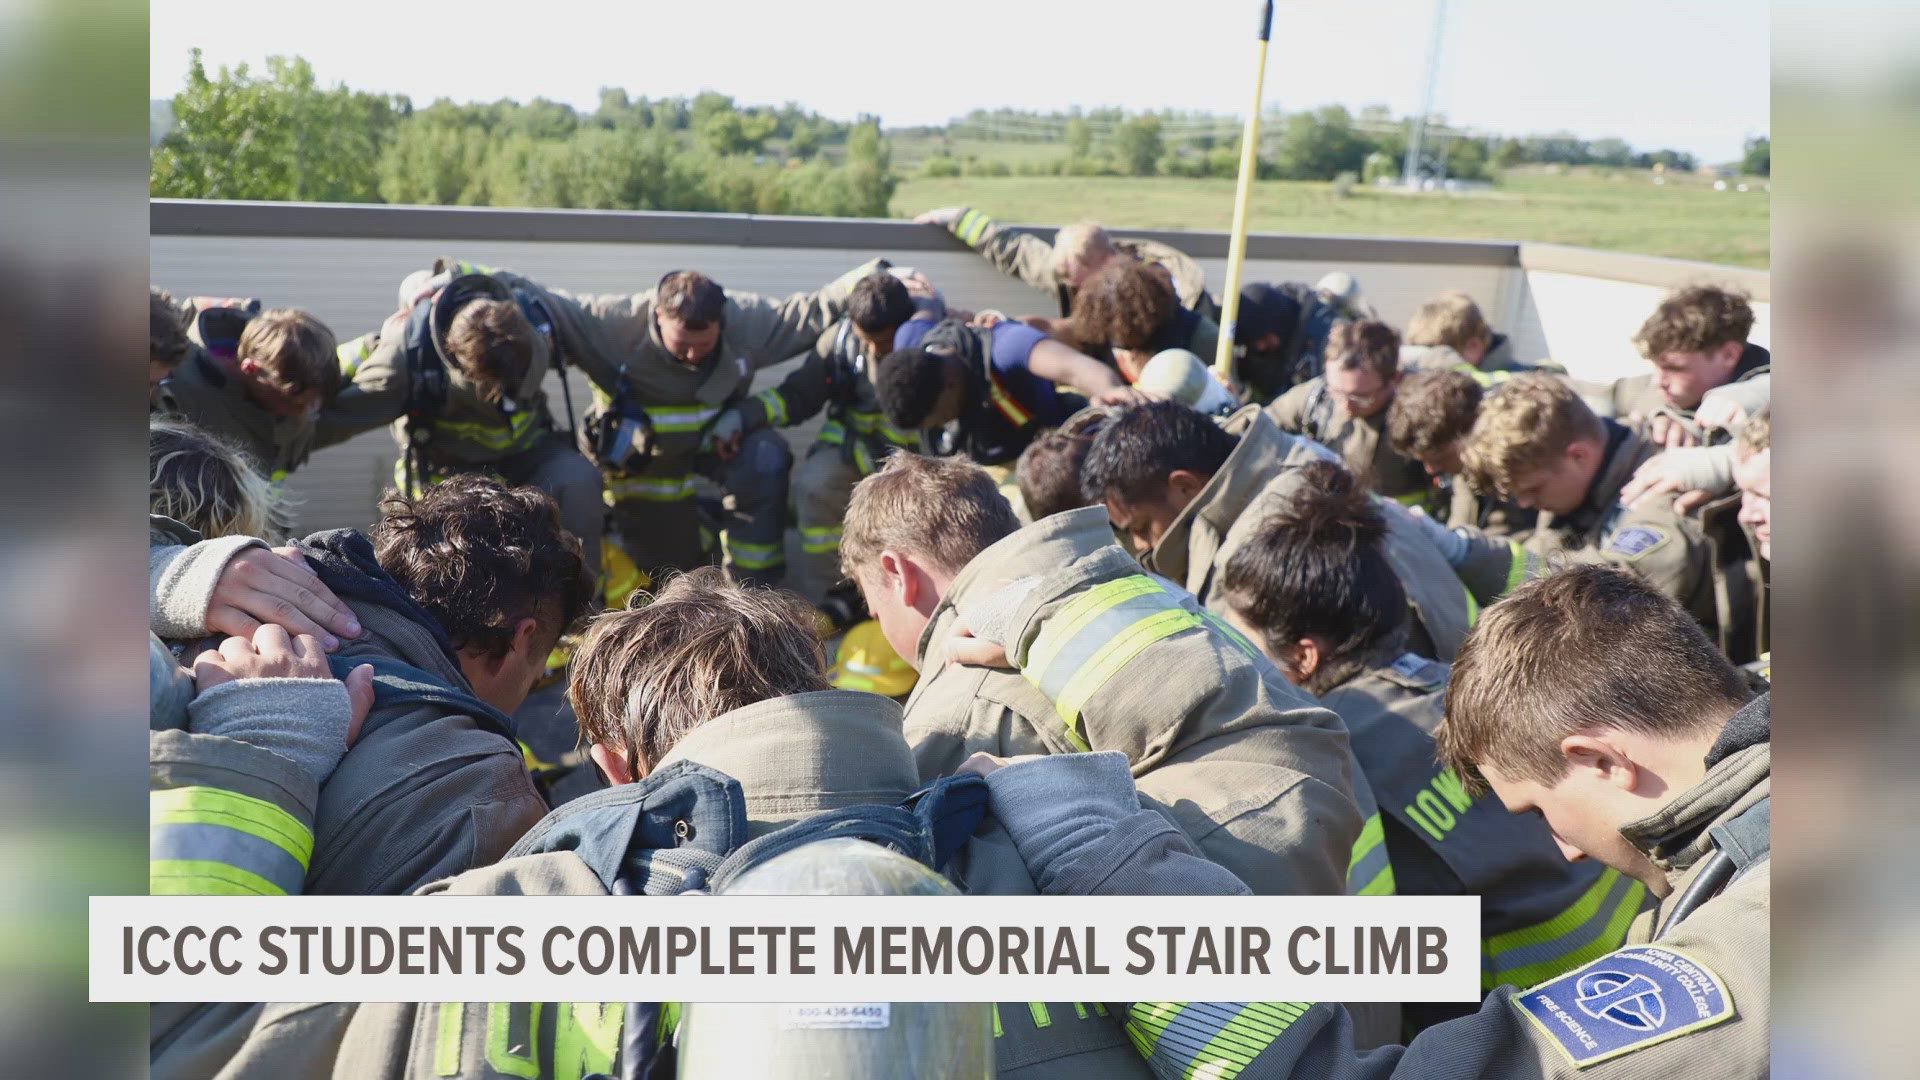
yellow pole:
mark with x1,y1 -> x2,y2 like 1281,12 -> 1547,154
1214,0 -> 1275,386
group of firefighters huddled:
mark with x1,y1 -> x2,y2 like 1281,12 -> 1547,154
147,204 -> 1772,1078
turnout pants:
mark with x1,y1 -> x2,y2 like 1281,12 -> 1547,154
605,426 -> 793,588
792,442 -> 866,604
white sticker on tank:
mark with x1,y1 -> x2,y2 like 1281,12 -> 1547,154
778,1003 -> 891,1030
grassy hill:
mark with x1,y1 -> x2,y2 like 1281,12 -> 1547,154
889,167 -> 1768,268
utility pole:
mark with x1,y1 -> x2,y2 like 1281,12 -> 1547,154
1402,0 -> 1448,188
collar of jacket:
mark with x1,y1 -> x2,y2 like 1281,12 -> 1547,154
296,529 -> 464,680
916,506 -> 1117,669
1561,419 -> 1647,536
1145,405 -> 1299,589
652,690 -> 921,838
1619,736 -> 1770,877
1734,342 -> 1769,381
503,757 -> 752,895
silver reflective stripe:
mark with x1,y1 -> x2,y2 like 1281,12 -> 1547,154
150,822 -> 308,896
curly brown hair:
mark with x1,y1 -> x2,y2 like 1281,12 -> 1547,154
371,474 -> 592,659
444,299 -> 535,404
569,567 -> 828,774
1632,284 -> 1754,360
1069,259 -> 1175,349
1388,369 -> 1483,463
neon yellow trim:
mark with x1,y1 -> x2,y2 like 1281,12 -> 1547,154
1055,608 -> 1202,729
1182,1002 -> 1314,1079
149,859 -> 285,896
435,1004 -> 464,1076
1498,880 -> 1647,990
486,1002 -> 542,1079
754,388 -> 788,427
1028,1002 -> 1052,1028
152,785 -> 313,867
1027,576 -> 1162,678
1506,541 -> 1530,594
553,1002 -> 621,1080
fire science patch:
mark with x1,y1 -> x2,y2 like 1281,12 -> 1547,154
1604,526 -> 1669,559
1514,946 -> 1735,1068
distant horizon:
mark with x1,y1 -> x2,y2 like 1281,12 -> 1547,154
145,87 -> 1759,167
150,0 -> 1767,165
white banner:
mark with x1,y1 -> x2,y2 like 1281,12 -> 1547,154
93,894 -> 1480,1003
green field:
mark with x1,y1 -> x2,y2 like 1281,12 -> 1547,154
889,168 -> 1769,268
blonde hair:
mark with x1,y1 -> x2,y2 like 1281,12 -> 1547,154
1460,372 -> 1603,496
842,452 -> 1020,579
149,419 -> 277,539
1051,221 -> 1115,280
1405,291 -> 1491,353
238,309 -> 339,397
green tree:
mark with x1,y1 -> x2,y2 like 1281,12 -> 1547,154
787,119 -> 821,160
1741,136 -> 1769,177
1444,137 -> 1490,181
1272,106 -> 1371,180
1114,114 -> 1163,176
152,50 -> 399,201
1065,116 -> 1093,160
839,120 -> 897,216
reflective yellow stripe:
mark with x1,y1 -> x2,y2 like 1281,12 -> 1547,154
956,208 -> 992,246
1125,1001 -> 1189,1059
1348,813 -> 1397,896
800,525 -> 842,554
553,1002 -> 621,1080
1028,1002 -> 1052,1028
754,388 -> 788,427
991,1003 -> 1003,1038
430,408 -> 540,452
1393,490 -> 1428,506
434,1004 -> 464,1076
647,405 -> 723,434
606,475 -> 695,502
817,420 -> 847,447
152,785 -> 312,867
1506,541 -> 1533,594
149,859 -> 286,896
1028,576 -> 1163,677
725,537 -> 783,570
1487,868 -> 1648,990
486,1002 -> 541,1079
337,332 -> 378,379
1055,607 -> 1201,731
1175,999 -> 1313,1068
1464,586 -> 1481,627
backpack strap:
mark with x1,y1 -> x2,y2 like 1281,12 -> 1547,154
324,653 -> 516,743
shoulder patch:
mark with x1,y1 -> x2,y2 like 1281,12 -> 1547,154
1387,652 -> 1448,690
1604,526 -> 1671,560
1515,946 -> 1736,1069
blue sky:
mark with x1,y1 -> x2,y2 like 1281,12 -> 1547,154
150,0 -> 1770,163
